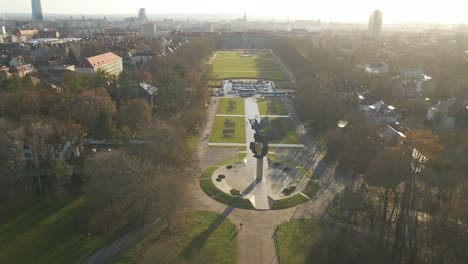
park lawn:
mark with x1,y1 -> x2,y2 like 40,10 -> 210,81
215,153 -> 247,166
211,51 -> 291,81
202,165 -> 219,178
276,219 -> 320,264
265,118 -> 301,144
271,194 -> 309,210
115,211 -> 238,264
210,116 -> 246,144
217,98 -> 245,115
200,176 -> 253,210
257,98 -> 289,116
208,80 -> 223,88
302,181 -> 319,198
0,197 -> 108,264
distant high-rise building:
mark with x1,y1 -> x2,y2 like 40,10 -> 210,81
243,11 -> 247,22
31,0 -> 44,23
141,23 -> 157,38
138,8 -> 148,23
368,10 -> 383,38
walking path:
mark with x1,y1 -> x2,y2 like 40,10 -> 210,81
181,96 -> 348,264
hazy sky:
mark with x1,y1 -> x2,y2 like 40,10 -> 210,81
1,0 -> 467,23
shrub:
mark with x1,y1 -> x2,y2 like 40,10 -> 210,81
230,189 -> 241,196
282,186 -> 297,196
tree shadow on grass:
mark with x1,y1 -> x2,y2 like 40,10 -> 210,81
180,206 -> 235,260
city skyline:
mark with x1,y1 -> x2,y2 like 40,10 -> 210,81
31,0 -> 44,23
1,0 -> 467,24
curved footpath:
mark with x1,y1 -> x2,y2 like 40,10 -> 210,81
180,98 -> 348,264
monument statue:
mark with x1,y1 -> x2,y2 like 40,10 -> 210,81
249,117 -> 269,181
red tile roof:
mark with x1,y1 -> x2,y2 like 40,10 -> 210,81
79,52 -> 122,69
16,29 -> 39,36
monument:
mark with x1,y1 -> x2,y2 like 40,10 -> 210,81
249,117 -> 269,181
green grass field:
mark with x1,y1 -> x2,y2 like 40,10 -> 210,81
264,118 -> 301,144
0,198 -> 108,264
211,51 -> 291,81
115,211 -> 238,264
210,116 -> 246,143
276,219 -> 320,264
257,98 -> 289,116
217,98 -> 245,115
271,194 -> 309,210
208,80 -> 223,88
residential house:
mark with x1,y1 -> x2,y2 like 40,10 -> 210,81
360,100 -> 399,124
426,98 -> 468,129
0,65 -> 11,77
39,29 -> 60,38
361,62 -> 389,75
129,51 -> 155,65
22,141 -> 81,161
395,79 -> 431,98
13,28 -> 39,42
9,56 -> 25,68
376,124 -> 406,147
13,64 -> 35,77
139,82 -> 158,106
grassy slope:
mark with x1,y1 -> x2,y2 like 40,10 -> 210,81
210,116 -> 246,143
276,219 -> 320,264
211,51 -> 290,81
257,99 -> 289,116
271,194 -> 308,210
217,98 -> 245,115
115,211 -> 238,264
0,198 -> 108,264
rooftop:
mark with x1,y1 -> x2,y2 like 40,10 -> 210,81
79,52 -> 121,69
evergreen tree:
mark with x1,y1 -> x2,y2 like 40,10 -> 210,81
93,112 -> 117,139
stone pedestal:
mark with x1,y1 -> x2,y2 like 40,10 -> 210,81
256,158 -> 264,181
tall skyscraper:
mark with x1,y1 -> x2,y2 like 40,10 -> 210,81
138,8 -> 148,23
31,0 -> 44,23
368,10 -> 383,38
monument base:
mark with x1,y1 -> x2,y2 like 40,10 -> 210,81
256,158 -> 264,181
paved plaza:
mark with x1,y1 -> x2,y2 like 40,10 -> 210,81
209,96 -> 308,209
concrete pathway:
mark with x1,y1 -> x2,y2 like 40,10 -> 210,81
182,96 -> 349,264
